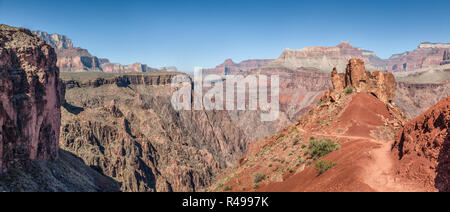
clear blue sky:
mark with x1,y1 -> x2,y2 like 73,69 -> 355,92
1,0 -> 449,72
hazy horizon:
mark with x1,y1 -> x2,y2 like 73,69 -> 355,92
1,0 -> 449,72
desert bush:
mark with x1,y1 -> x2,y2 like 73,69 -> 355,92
315,160 -> 337,175
307,138 -> 339,160
253,173 -> 266,184
224,185 -> 232,191
345,86 -> 354,95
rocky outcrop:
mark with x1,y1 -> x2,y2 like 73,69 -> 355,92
0,25 -> 64,173
331,68 -> 345,91
330,58 -> 396,102
392,96 -> 449,192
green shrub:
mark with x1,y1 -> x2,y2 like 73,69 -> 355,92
307,138 -> 339,160
315,160 -> 337,175
224,185 -> 232,191
344,86 -> 354,95
254,184 -> 260,190
253,173 -> 266,184
216,183 -> 224,190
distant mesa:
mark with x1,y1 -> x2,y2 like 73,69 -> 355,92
206,41 -> 450,74
203,58 -> 274,75
418,42 -> 450,49
32,30 -> 167,73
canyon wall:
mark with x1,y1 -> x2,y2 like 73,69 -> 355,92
60,72 -> 250,192
395,82 -> 450,119
0,25 -> 63,173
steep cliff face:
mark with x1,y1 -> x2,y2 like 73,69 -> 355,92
0,25 -> 63,173
60,72 -> 249,192
392,96 -> 449,192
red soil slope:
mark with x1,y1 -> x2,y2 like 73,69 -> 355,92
211,92 -> 414,192
392,96 -> 449,192
211,94 -> 448,192
210,59 -> 448,192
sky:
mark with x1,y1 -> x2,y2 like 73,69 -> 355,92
1,0 -> 449,72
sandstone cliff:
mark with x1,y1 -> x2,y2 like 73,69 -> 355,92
0,24 -> 63,173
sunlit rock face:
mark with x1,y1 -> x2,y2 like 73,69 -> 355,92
0,24 -> 63,173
